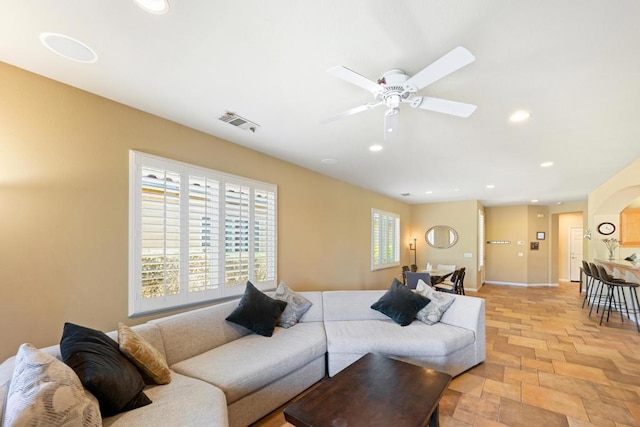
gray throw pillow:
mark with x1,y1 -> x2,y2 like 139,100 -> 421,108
272,281 -> 313,328
414,280 -> 456,325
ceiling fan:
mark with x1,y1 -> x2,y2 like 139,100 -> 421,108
324,46 -> 477,139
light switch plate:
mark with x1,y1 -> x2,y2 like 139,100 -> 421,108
464,253 -> 472,258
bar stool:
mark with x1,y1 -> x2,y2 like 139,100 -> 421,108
596,265 -> 640,332
581,261 -> 594,308
588,263 -> 625,315
588,263 -> 606,316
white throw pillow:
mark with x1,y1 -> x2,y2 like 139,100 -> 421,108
4,343 -> 101,427
414,280 -> 456,325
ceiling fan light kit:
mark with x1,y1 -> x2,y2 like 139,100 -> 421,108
325,46 -> 477,139
133,0 -> 170,14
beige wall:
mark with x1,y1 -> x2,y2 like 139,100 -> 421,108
485,205 -> 528,284
526,205 -> 550,284
0,63 -> 411,360
486,203 -> 588,286
409,200 -> 481,291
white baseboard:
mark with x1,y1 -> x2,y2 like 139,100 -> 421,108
483,281 -> 559,288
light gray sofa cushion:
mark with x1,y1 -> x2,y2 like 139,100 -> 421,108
102,372 -> 228,427
324,319 -> 474,357
323,290 -> 391,321
150,291 -> 323,366
171,322 -> 326,404
294,292 -> 323,322
150,300 -> 250,366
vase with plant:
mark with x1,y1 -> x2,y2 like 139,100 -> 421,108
602,238 -> 620,260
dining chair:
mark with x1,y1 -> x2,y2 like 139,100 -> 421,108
401,265 -> 410,285
405,272 -> 431,290
456,269 -> 466,295
435,268 -> 465,294
410,264 -> 418,273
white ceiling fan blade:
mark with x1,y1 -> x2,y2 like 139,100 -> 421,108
321,102 -> 383,125
327,65 -> 381,94
404,46 -> 475,91
384,108 -> 399,139
413,96 -> 477,118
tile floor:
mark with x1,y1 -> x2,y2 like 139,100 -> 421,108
254,282 -> 640,426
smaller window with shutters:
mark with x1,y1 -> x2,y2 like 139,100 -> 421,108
371,208 -> 400,271
478,209 -> 485,271
129,151 -> 277,315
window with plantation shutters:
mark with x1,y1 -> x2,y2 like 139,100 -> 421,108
371,208 -> 400,270
129,151 -> 277,315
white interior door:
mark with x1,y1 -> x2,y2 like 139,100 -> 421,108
569,227 -> 583,281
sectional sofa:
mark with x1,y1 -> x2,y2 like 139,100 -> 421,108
0,285 -> 485,427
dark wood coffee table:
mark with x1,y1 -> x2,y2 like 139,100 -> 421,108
284,353 -> 452,427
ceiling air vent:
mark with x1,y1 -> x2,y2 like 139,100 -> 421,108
218,111 -> 260,133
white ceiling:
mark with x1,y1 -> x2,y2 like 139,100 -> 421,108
2,1 -> 640,206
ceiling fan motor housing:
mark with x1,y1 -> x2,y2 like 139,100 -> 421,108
377,69 -> 417,109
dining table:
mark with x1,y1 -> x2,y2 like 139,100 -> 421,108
422,268 -> 455,285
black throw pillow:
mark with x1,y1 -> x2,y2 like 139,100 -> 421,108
371,279 -> 430,326
60,322 -> 151,417
225,281 -> 287,337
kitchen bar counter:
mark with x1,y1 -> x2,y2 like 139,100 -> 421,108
595,259 -> 640,283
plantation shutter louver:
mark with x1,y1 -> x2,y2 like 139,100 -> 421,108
188,175 -> 220,292
224,183 -> 250,287
254,189 -> 276,283
140,167 -> 181,299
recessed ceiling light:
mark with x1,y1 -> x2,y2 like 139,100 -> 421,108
453,188 -> 460,192
540,161 -> 554,168
39,33 -> 97,63
369,144 -> 383,152
509,110 -> 530,122
133,0 -> 170,14
321,158 -> 338,165
425,191 -> 433,194
556,202 -> 563,205
486,184 -> 495,189
531,199 -> 539,203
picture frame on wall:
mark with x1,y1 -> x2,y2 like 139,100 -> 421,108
531,242 -> 539,250
536,232 -> 545,240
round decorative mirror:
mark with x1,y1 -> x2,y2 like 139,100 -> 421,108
425,225 -> 458,249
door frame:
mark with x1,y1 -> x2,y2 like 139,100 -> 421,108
569,226 -> 583,282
